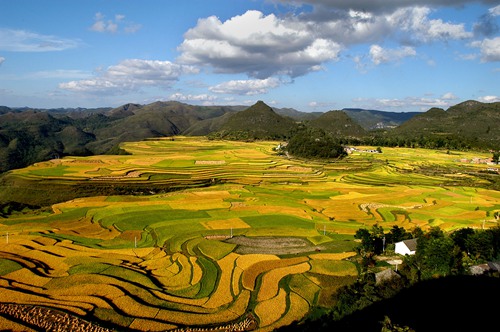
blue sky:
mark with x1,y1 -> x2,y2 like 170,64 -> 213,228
0,0 -> 499,112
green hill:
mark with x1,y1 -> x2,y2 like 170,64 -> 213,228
308,110 -> 368,138
0,110 -> 76,172
209,100 -> 299,140
389,100 -> 500,149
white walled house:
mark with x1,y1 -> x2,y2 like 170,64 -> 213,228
395,238 -> 418,255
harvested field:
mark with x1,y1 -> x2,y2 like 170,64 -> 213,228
226,236 -> 325,255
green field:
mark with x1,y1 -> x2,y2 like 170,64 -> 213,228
0,136 -> 498,331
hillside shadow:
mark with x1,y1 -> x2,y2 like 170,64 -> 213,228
279,275 -> 500,331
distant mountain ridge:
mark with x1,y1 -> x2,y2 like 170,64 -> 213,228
342,108 -> 420,130
1,99 -> 498,173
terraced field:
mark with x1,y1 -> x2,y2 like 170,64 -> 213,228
0,137 -> 498,331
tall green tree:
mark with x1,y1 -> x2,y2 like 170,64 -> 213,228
286,127 -> 347,159
492,152 -> 499,164
420,237 -> 456,278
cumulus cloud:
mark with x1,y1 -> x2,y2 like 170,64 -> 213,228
391,7 -> 473,43
277,0 -> 497,13
0,56 -> 5,66
490,5 -> 500,16
177,5 -> 475,81
90,12 -> 142,34
209,77 -> 282,95
177,10 -> 342,79
471,37 -> 500,61
478,95 -> 500,102
59,59 -> 199,94
300,6 -> 472,46
369,44 -> 416,65
0,28 -> 80,52
473,4 -> 500,37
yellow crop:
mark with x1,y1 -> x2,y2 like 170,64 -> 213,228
254,288 -> 287,327
203,253 -> 238,308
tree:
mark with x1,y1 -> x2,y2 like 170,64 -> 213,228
427,226 -> 445,239
371,224 -> 385,254
411,226 -> 425,239
387,225 -> 412,244
466,231 -> 495,261
420,237 -> 456,278
450,227 -> 475,252
355,224 -> 385,255
286,127 -> 347,160
492,152 -> 499,164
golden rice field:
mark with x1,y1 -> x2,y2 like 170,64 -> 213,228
0,136 -> 499,331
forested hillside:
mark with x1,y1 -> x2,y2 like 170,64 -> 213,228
1,99 -> 498,173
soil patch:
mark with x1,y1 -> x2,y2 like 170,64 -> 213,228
225,236 -> 325,255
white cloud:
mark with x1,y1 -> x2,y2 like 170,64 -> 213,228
489,5 -> 500,16
441,92 -> 458,100
59,59 -> 199,94
169,93 -> 218,102
209,77 -> 282,95
308,100 -> 337,109
0,28 -> 80,52
390,7 -> 473,43
177,10 -> 342,79
478,95 -> 500,102
471,37 -> 500,62
473,5 -> 500,37
177,5 -> 475,81
0,56 -> 5,66
277,0 -> 496,13
354,95 -> 457,111
90,12 -> 142,34
369,45 -> 416,65
307,6 -> 473,46
90,12 -> 118,33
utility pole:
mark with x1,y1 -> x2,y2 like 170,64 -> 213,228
6,232 -> 8,244
323,225 -> 326,235
134,236 -> 137,248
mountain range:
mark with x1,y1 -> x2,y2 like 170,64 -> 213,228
0,100 -> 498,173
